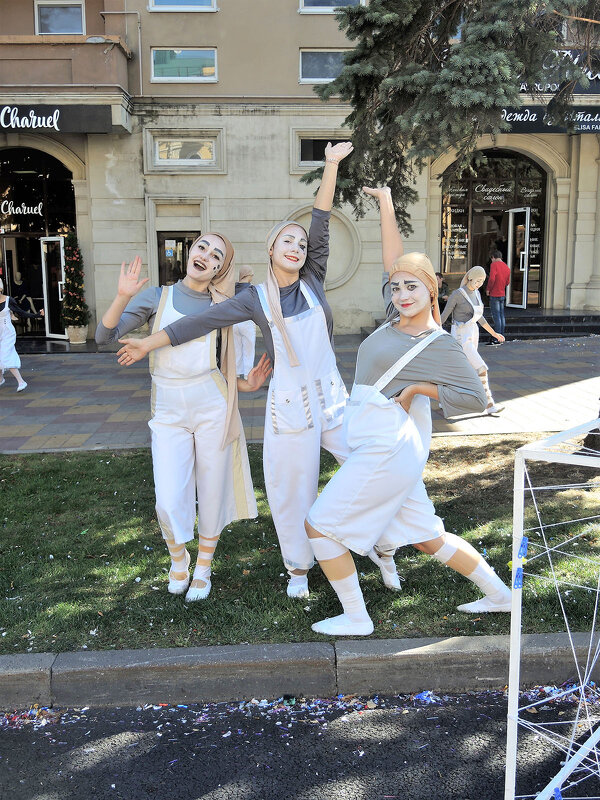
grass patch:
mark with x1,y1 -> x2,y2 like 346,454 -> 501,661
0,435 -> 598,654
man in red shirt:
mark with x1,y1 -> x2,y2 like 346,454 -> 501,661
486,250 -> 511,340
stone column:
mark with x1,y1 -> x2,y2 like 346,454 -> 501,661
566,134 -> 598,309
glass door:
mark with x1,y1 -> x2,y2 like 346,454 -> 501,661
40,236 -> 67,339
157,232 -> 197,286
506,207 -> 530,309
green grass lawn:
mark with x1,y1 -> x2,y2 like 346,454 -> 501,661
0,435 -> 598,654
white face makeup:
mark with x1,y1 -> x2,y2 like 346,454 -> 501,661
390,271 -> 432,319
186,233 -> 226,283
270,224 -> 307,277
467,276 -> 485,290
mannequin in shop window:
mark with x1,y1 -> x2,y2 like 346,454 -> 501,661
0,277 -> 44,392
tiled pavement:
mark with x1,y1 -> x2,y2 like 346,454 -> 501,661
0,335 -> 598,453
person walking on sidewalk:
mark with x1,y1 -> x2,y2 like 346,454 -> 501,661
0,277 -> 44,392
303,187 -> 512,637
115,142 -> 354,601
440,267 -> 505,415
486,250 -> 510,339
96,242 -> 270,602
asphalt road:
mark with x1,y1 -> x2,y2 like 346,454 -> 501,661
1,692 -> 599,800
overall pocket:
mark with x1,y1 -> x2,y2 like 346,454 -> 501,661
270,385 -> 313,434
316,369 -> 349,426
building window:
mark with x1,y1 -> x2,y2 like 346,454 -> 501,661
299,0 -> 363,12
34,1 -> 85,34
144,129 -> 226,173
299,50 -> 347,83
290,129 -> 349,173
301,138 -> 346,164
151,48 -> 218,82
149,0 -> 217,9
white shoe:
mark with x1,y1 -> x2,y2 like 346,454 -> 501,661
185,577 -> 211,602
311,613 -> 374,636
0,378 -> 5,388
368,549 -> 403,591
484,403 -> 504,415
287,575 -> 309,599
456,595 -> 512,613
167,550 -> 190,595
16,381 -> 27,392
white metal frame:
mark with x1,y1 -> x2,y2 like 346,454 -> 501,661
299,49 -> 349,83
150,47 -> 218,83
298,0 -> 366,13
40,236 -> 67,340
148,0 -> 218,10
506,206 -> 531,309
34,0 -> 85,35
505,418 -> 600,800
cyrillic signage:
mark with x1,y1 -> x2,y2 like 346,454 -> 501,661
502,106 -> 600,133
0,105 -> 112,134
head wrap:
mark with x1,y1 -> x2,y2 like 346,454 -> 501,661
238,265 -> 254,282
265,220 -> 309,368
189,232 -> 240,449
389,252 -> 441,325
461,265 -> 486,288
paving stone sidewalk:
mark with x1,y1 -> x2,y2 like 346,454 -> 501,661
0,335 -> 598,453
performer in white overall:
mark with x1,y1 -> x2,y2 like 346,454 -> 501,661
233,266 -> 257,379
440,266 -> 504,414
115,142 -> 354,599
304,187 -> 512,636
0,277 -> 43,392
97,238 -> 270,602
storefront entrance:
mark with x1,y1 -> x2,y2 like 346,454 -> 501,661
441,149 -> 546,308
0,147 -> 75,337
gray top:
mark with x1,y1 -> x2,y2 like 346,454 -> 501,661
439,286 -> 486,326
163,208 -> 333,364
95,280 -> 214,344
354,326 -> 487,417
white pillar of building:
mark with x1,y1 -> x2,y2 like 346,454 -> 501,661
566,134 -> 599,309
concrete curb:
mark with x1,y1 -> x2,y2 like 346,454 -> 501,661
1,633 -> 596,709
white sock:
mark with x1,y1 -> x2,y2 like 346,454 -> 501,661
479,371 -> 495,406
329,572 -> 370,622
166,541 -> 188,574
465,561 -> 510,603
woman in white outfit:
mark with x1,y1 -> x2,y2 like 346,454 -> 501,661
304,187 -> 512,637
0,277 -> 43,391
96,238 -> 271,602
116,142 -> 354,599
440,266 -> 504,414
233,266 -> 257,379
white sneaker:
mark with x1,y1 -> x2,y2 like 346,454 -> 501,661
484,403 -> 504,415
287,574 -> 309,598
456,596 -> 512,613
368,549 -> 403,591
311,613 -> 374,636
16,381 -> 27,392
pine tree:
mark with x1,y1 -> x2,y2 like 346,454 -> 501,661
302,0 -> 600,234
61,232 -> 90,328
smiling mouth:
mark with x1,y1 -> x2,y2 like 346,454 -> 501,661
192,259 -> 209,272
285,255 -> 299,263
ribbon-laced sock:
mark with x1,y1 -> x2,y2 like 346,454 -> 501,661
166,542 -> 190,595
185,534 -> 219,602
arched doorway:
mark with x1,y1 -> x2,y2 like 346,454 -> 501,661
440,149 -> 548,308
0,147 -> 76,337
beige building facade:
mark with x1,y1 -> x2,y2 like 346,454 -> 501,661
0,0 -> 599,343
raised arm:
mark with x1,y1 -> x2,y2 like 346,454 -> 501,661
362,186 -> 404,274
101,256 -> 149,330
314,141 -> 353,212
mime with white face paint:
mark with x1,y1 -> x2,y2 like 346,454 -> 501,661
115,142 -> 355,599
96,235 -> 271,602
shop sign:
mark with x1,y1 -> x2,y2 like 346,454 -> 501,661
473,182 -> 514,203
0,199 -> 43,216
520,49 -> 600,95
501,106 -> 600,133
0,105 -> 112,134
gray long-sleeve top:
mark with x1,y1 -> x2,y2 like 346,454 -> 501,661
439,286 -> 486,326
162,208 -> 333,365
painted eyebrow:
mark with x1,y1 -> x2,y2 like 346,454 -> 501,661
391,280 -> 418,286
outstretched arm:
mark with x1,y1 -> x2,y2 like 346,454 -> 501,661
363,186 -> 404,274
237,354 -> 272,392
101,256 -> 149,329
313,141 -> 353,212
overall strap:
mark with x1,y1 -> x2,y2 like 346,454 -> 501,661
149,286 -> 170,374
373,328 -> 446,393
459,287 -> 477,309
299,280 -> 316,309
255,283 -> 273,326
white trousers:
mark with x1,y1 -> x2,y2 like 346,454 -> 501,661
451,321 -> 487,373
150,374 -> 256,546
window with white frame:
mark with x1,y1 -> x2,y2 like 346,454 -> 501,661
299,0 -> 363,12
299,50 -> 348,83
290,129 -> 349,173
144,129 -> 225,173
149,0 -> 217,10
34,1 -> 85,34
151,48 -> 218,82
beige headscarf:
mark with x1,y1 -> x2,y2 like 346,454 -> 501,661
265,219 -> 309,368
389,252 -> 441,325
461,265 -> 486,288
189,232 -> 240,449
238,265 -> 254,282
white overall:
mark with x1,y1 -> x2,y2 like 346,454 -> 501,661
451,287 -> 487,373
148,286 -> 256,546
256,281 -> 349,571
307,327 -> 447,556
0,301 -> 20,370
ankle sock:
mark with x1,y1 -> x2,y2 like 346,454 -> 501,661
329,572 -> 370,623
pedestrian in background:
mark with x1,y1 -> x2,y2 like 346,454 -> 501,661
486,250 -> 511,340
0,277 -> 44,392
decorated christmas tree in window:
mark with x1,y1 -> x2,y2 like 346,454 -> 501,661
61,232 -> 90,328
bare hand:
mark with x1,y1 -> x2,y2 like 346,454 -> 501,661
117,256 -> 148,299
394,387 -> 414,414
495,333 -> 505,343
324,141 -> 353,164
39,309 -> 45,317
116,337 -> 150,366
244,353 -> 272,391
362,186 -> 392,202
